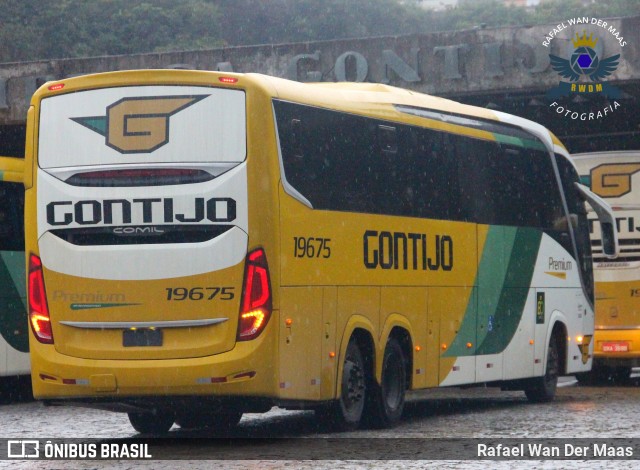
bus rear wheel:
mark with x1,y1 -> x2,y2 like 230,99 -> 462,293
316,338 -> 366,431
365,337 -> 406,428
128,410 -> 174,434
175,411 -> 243,431
525,334 -> 560,403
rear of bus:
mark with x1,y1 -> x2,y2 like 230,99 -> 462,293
25,71 -> 280,417
573,151 -> 640,382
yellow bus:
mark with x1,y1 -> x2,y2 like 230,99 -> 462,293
25,70 -> 617,433
0,156 -> 30,382
573,151 -> 640,383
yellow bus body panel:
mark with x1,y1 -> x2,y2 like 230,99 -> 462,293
0,156 -> 24,183
594,280 -> 640,363
30,311 -> 279,399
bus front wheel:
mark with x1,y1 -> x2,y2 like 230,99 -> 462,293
316,338 -> 366,431
128,410 -> 174,434
365,337 -> 406,428
525,334 -> 560,403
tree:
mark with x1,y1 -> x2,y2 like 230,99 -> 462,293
1,0 -> 638,63
0,0 -> 222,62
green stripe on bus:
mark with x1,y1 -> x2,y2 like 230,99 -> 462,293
444,226 -> 514,357
493,133 -> 547,151
70,303 -> 140,310
443,226 -> 542,357
475,227 -> 518,350
579,175 -> 591,187
0,251 -> 29,353
476,227 -> 541,355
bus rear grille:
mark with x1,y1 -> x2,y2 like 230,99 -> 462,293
49,225 -> 233,246
592,238 -> 640,263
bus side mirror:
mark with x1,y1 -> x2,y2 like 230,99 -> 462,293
575,183 -> 619,259
599,222 -> 616,258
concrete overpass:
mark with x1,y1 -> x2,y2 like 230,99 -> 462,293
1,15 -> 639,156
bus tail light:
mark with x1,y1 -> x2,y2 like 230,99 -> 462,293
237,248 -> 271,341
28,254 -> 54,344
65,168 -> 214,187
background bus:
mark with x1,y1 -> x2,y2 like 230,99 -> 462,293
0,156 -> 29,394
573,151 -> 640,383
25,71 -> 616,433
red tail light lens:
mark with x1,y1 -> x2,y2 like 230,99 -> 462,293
237,248 -> 271,341
28,254 -> 53,344
66,168 -> 213,187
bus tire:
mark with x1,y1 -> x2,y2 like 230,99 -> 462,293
575,364 -> 610,385
175,411 -> 243,431
525,333 -> 560,403
128,410 -> 174,434
574,372 -> 597,385
365,337 -> 406,428
611,366 -> 632,383
316,338 -> 366,431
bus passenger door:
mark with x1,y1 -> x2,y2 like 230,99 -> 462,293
475,225 -> 511,383
433,286 -> 477,386
476,226 -> 540,381
501,288 -> 536,380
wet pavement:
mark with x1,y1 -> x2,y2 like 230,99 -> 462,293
1,373 -> 639,469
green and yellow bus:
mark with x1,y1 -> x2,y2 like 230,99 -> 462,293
0,156 -> 29,381
573,151 -> 640,383
25,71 -> 617,433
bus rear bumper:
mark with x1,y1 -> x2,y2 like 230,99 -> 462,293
593,328 -> 640,367
30,320 -> 278,404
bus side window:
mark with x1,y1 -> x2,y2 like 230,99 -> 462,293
290,118 -> 303,159
412,128 -> 457,221
377,125 -> 397,155
454,134 -> 566,230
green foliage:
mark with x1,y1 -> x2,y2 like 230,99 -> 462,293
428,0 -> 528,31
0,0 -> 638,63
0,0 -> 222,62
530,0 -> 640,23
216,0 -> 430,45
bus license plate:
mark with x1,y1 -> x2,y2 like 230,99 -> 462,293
123,328 -> 163,347
601,342 -> 629,353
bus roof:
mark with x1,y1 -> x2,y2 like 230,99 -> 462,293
37,69 -> 558,152
260,74 -> 562,155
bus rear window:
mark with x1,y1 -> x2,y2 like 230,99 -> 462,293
38,86 -> 246,169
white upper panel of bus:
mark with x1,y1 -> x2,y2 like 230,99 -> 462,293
572,151 -> 640,207
38,86 -> 246,168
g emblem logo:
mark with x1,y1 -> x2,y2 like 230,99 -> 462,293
590,163 -> 640,198
72,95 -> 207,154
